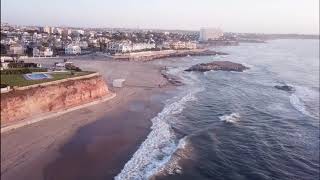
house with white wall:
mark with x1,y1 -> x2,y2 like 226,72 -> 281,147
65,45 -> 81,55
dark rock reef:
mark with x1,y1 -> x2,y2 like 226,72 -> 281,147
185,61 -> 249,72
274,85 -> 295,93
161,70 -> 183,86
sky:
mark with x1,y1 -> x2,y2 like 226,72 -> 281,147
1,0 -> 319,34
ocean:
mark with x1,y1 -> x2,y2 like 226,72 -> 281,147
115,39 -> 320,180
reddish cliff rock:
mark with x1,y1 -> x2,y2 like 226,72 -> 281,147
1,75 -> 111,125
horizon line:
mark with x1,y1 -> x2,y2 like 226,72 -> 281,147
1,21 -> 319,36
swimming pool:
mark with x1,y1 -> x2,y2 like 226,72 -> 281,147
24,73 -> 53,80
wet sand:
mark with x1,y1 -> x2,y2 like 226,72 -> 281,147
43,90 -> 171,180
1,57 -> 176,180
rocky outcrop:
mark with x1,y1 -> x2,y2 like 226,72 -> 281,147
185,61 -> 249,72
274,85 -> 295,93
1,75 -> 111,125
161,71 -> 183,86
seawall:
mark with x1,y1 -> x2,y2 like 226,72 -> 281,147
1,74 -> 112,126
112,49 -> 228,61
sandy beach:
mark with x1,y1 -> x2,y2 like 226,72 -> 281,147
1,56 -> 176,180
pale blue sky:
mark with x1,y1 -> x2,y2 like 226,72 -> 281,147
1,0 -> 319,34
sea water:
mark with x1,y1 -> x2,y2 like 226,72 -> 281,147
116,39 -> 319,180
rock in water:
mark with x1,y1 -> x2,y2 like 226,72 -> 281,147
185,61 -> 249,72
274,85 -> 295,92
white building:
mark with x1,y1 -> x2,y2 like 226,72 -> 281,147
53,27 -> 63,34
0,59 -> 9,70
7,44 -> 25,55
169,41 -> 196,50
78,41 -> 88,49
199,28 -> 224,42
42,26 -> 52,34
71,29 -> 85,36
68,41 -> 89,49
185,41 -> 197,49
33,47 -> 53,57
106,41 -> 155,53
131,43 -> 155,51
32,33 -> 40,41
106,41 -> 132,53
54,61 -> 73,70
62,29 -> 72,36
156,42 -> 171,49
88,39 -> 99,48
65,45 -> 81,55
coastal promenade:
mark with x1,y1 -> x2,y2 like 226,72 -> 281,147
112,49 -> 227,61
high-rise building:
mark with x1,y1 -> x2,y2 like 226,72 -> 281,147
199,28 -> 224,42
41,26 -> 52,34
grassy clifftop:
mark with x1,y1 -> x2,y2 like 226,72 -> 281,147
1,71 -> 93,87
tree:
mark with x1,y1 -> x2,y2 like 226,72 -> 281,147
99,40 -> 106,52
1,44 -> 7,55
26,46 -> 33,57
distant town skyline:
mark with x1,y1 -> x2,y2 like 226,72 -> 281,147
1,0 -> 319,34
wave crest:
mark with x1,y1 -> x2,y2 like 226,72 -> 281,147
219,113 -> 241,123
289,86 -> 319,119
115,87 -> 203,180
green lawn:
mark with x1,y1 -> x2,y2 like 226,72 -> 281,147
1,71 -> 94,87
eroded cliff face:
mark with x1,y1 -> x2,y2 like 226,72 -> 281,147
1,75 -> 110,124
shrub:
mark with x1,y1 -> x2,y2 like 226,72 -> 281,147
29,68 -> 48,73
75,67 -> 82,72
65,63 -> 82,72
0,84 -> 8,88
8,62 -> 40,68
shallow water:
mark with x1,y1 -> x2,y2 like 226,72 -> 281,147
117,39 -> 319,180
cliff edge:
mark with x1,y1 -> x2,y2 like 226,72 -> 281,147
1,74 -> 112,126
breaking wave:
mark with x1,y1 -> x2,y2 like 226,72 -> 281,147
219,113 -> 241,123
289,86 -> 319,119
151,137 -> 193,177
241,62 -> 254,69
115,85 -> 203,180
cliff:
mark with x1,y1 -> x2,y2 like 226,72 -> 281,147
1,74 -> 111,125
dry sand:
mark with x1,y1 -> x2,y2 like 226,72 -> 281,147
1,56 -> 176,180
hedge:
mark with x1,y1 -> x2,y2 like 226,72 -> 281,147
0,68 -> 48,75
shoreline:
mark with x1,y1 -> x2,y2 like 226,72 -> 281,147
43,86 -> 176,180
1,57 -> 178,180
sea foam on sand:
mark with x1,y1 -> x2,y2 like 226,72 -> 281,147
115,75 -> 203,180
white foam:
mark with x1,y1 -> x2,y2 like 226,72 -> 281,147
203,70 -> 217,76
153,137 -> 192,177
241,62 -> 254,69
115,86 -> 203,180
219,113 -> 241,123
289,86 -> 319,119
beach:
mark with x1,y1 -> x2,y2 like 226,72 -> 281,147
2,39 -> 318,180
1,57 -> 176,180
